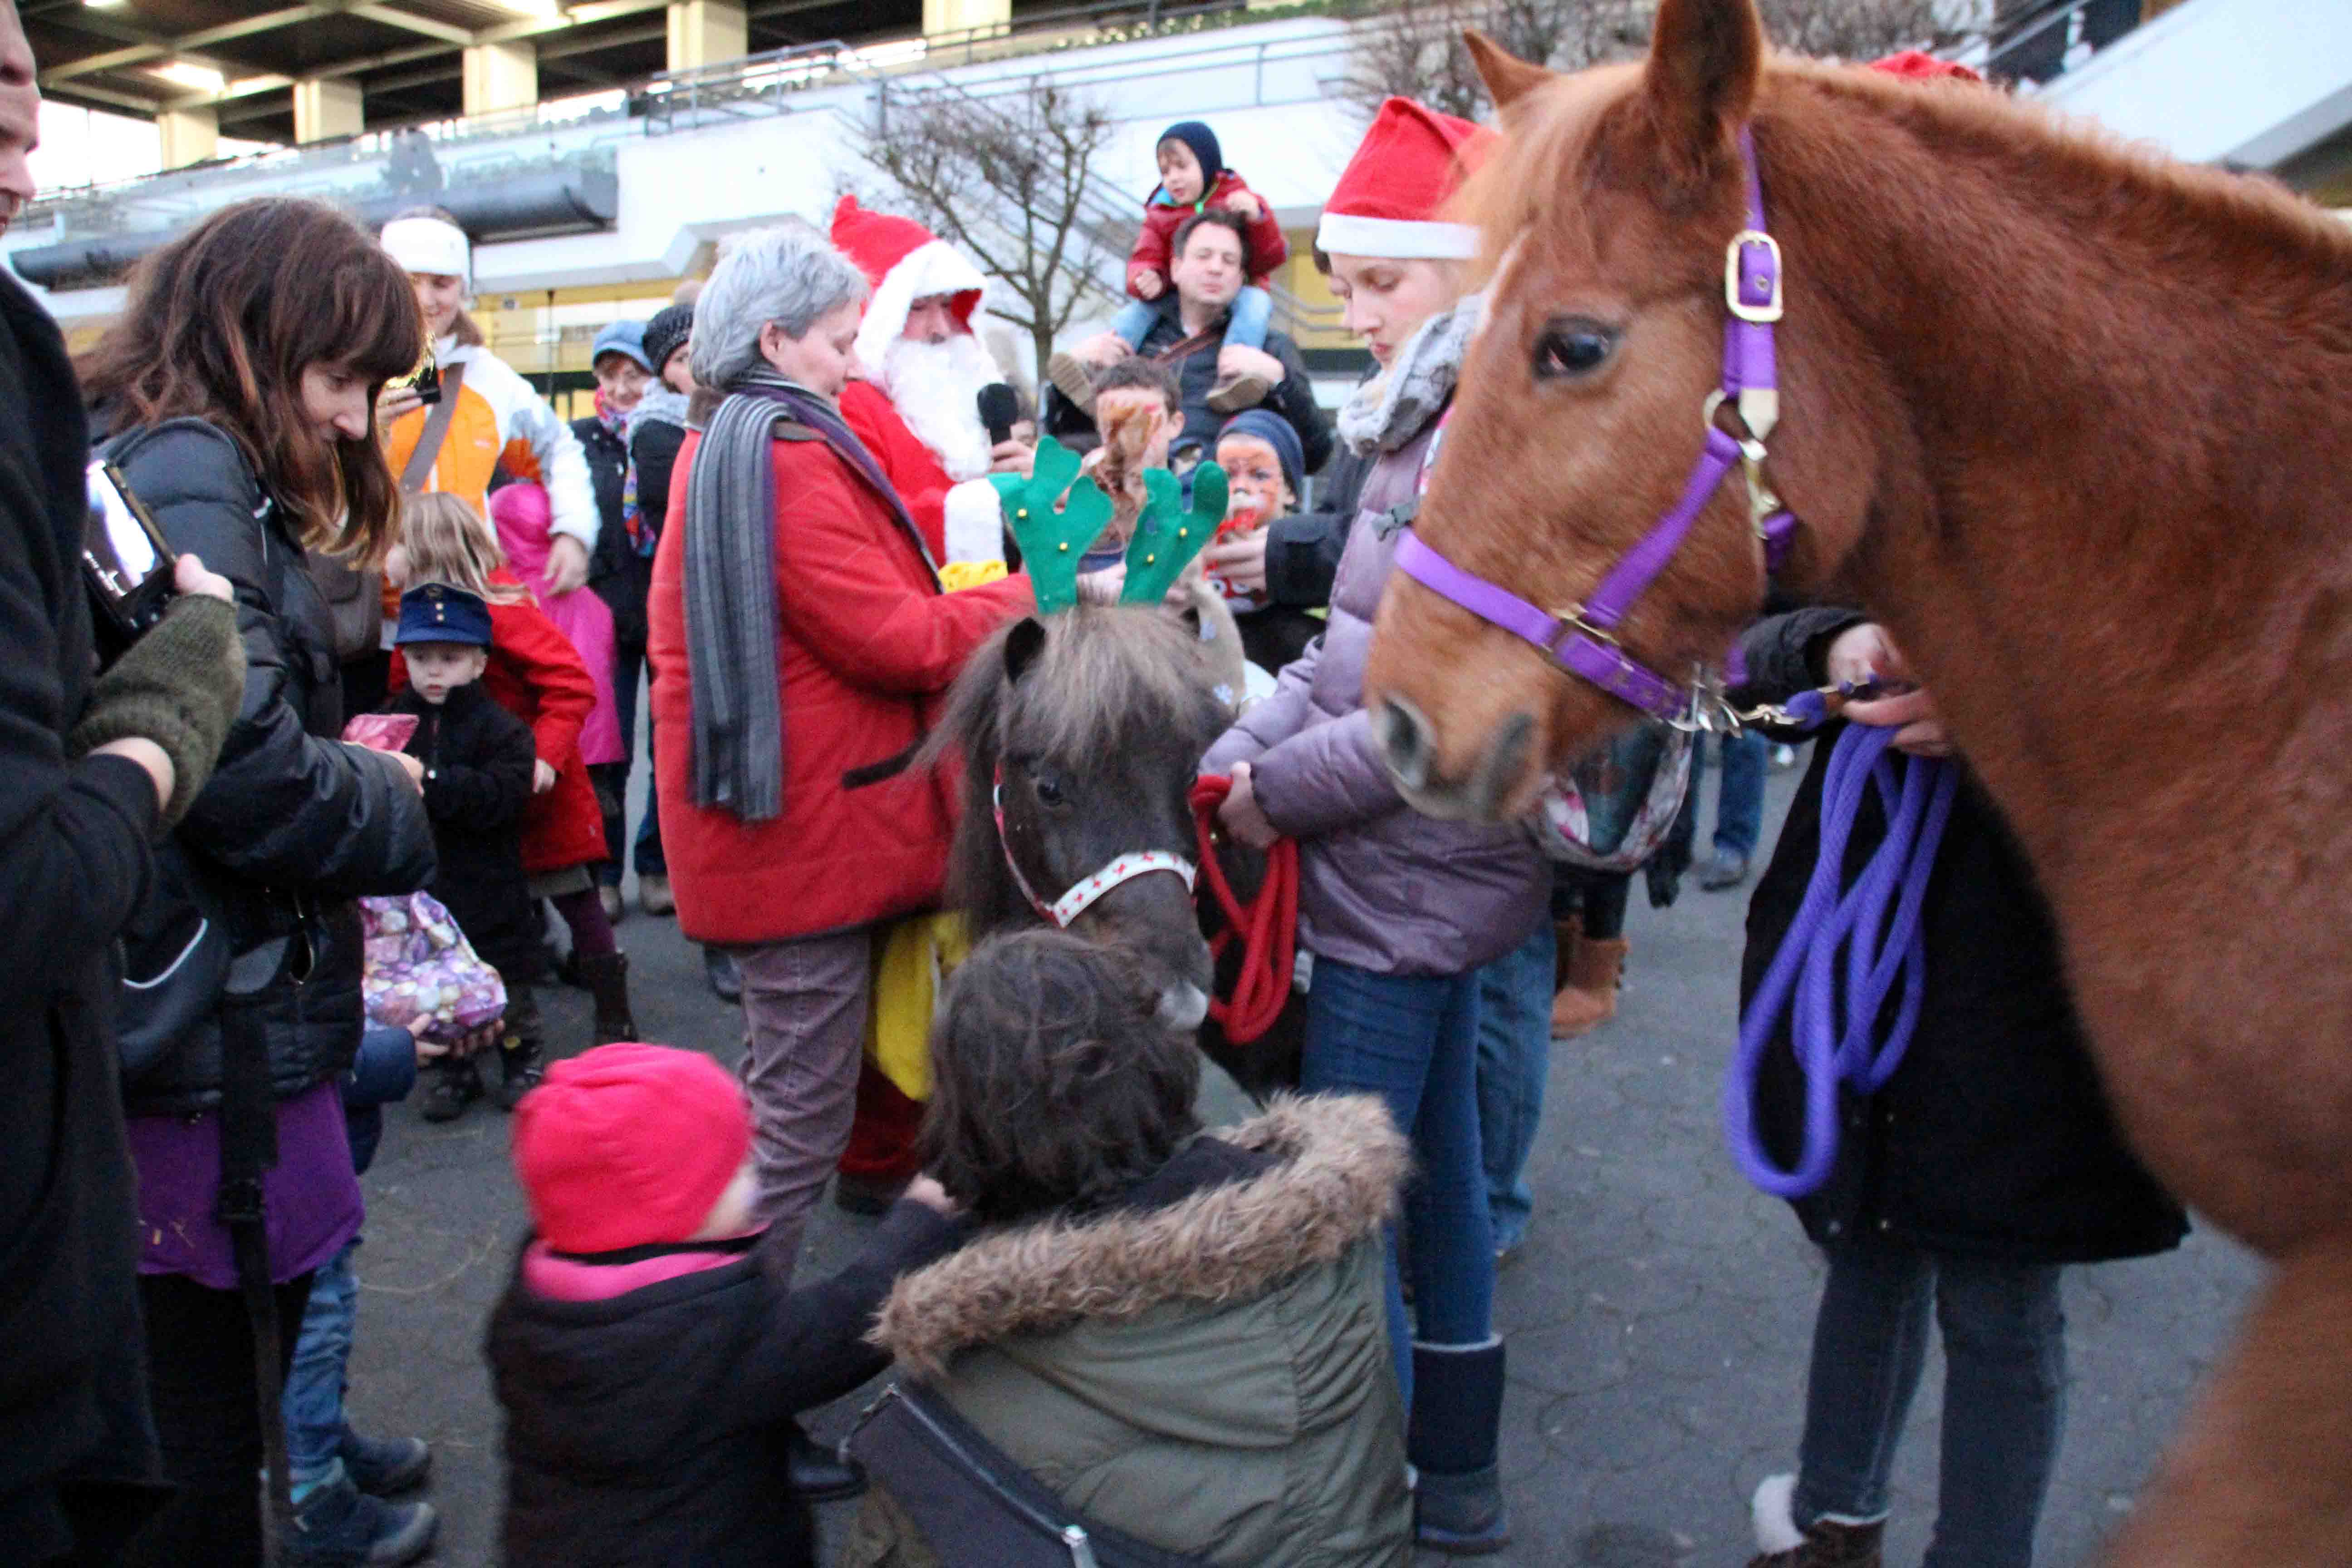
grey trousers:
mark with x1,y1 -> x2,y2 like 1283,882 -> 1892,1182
733,927 -> 873,1282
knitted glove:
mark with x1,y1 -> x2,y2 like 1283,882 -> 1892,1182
69,593 -> 247,829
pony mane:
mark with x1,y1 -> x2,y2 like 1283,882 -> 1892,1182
931,607 -> 1228,934
1464,52 -> 2352,297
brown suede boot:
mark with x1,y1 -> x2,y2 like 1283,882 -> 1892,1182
1549,934 -> 1627,1039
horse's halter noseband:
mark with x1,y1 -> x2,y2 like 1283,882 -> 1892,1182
1394,127 -> 1797,728
992,767 -> 1197,928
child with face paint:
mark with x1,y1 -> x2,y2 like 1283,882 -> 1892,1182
1209,410 -> 1321,671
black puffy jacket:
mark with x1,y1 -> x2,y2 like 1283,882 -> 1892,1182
104,420 -> 435,1113
1731,607 -> 2186,1266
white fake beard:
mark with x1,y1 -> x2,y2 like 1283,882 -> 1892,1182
879,331 -> 1002,482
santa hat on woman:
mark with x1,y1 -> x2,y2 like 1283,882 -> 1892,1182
830,194 -> 990,380
1316,97 -> 1494,261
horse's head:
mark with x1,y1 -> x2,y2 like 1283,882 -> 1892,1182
1365,0 -> 1840,818
937,608 -> 1230,1028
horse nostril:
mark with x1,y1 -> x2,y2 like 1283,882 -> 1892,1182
1378,698 -> 1433,792
1468,710 -> 1538,821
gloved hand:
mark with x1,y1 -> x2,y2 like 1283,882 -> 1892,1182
69,593 -> 247,829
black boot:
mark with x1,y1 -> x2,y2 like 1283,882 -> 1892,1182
418,1057 -> 482,1123
1410,1338 -> 1510,1555
580,950 -> 637,1045
494,989 -> 545,1112
784,1420 -> 865,1501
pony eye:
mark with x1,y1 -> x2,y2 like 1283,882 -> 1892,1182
1034,774 -> 1065,808
1534,320 -> 1616,381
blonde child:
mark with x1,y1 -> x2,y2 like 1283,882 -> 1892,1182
389,495 -> 635,1091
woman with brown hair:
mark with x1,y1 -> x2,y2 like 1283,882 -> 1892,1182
79,196 -> 439,1568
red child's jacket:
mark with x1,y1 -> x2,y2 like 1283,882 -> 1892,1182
1128,169 -> 1289,296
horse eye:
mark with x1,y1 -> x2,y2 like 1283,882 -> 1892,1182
1534,320 -> 1616,381
1034,774 -> 1065,808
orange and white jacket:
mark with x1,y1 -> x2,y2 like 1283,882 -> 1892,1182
384,338 -> 597,552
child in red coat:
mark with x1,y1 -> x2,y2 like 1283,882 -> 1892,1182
390,495 -> 637,1102
1111,122 -> 1285,391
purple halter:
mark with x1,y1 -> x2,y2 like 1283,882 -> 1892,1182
1393,127 -> 1797,726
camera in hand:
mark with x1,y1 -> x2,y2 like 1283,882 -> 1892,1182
387,336 -> 442,407
83,459 -> 178,657
977,383 -> 1019,446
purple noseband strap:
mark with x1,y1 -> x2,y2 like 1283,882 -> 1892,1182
1392,125 -> 1796,724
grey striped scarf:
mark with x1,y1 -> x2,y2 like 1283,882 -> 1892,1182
682,367 -> 937,822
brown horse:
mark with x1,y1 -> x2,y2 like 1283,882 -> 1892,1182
1359,4 -> 2352,1561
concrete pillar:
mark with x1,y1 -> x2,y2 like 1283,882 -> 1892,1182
666,0 -> 747,71
462,40 -> 538,117
157,106 -> 218,169
293,77 -> 364,143
922,0 -> 1010,39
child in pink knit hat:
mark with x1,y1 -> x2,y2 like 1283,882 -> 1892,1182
488,1044 -> 956,1568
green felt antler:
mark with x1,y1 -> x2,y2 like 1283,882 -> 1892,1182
1119,462 -> 1225,607
990,438 -> 1111,615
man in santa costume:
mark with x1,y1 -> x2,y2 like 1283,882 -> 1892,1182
831,195 -> 1033,569
823,196 -> 1033,1211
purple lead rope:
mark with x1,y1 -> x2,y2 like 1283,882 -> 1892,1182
1723,706 -> 1960,1198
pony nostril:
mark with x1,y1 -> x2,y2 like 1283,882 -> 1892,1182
1156,980 -> 1210,1031
1468,710 -> 1538,821
1378,698 -> 1433,792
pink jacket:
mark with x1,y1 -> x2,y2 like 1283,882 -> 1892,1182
491,483 -> 623,767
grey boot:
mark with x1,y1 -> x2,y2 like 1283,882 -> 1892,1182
1409,1338 -> 1509,1555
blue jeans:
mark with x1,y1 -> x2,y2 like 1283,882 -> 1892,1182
1474,919 -> 1556,1255
284,1237 -> 360,1486
1111,284 -> 1273,353
1700,728 -> 1767,858
1793,1242 -> 2067,1568
1301,954 -> 1492,1407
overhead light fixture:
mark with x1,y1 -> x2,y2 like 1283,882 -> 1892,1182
152,61 -> 227,94
83,1 -> 128,9
493,0 -> 562,15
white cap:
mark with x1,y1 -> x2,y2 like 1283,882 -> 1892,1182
380,216 -> 471,293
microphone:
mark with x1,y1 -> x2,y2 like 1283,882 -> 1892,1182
977,383 -> 1019,446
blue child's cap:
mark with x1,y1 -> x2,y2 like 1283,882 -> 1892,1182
396,583 -> 493,648
590,319 -> 652,374
1157,122 -> 1224,188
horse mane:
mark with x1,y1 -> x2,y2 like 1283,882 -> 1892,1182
1465,53 -> 2352,303
930,607 -> 1229,936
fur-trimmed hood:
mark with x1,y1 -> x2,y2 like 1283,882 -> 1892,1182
872,1093 -> 1405,1379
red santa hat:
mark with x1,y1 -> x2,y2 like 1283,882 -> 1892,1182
1869,50 -> 1983,83
831,194 -> 990,379
1316,97 -> 1495,261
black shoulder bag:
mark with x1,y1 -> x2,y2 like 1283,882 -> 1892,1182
847,1381 -> 1215,1568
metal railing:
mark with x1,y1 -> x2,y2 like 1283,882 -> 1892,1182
1985,0 -> 2144,85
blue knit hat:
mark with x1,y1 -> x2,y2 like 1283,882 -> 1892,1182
1156,122 -> 1224,193
395,583 -> 493,648
590,319 -> 652,374
1216,409 -> 1305,502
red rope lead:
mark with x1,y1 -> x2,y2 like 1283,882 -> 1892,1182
1190,774 -> 1298,1046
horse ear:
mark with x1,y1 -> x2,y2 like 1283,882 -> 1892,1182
1465,30 -> 1554,112
1003,617 -> 1048,687
1642,0 -> 1764,181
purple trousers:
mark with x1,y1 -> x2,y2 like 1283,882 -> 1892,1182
733,928 -> 873,1281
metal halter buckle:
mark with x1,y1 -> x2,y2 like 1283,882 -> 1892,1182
1725,229 -> 1784,323
1552,604 -> 1619,651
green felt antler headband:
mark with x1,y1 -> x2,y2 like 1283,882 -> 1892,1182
989,437 -> 1224,613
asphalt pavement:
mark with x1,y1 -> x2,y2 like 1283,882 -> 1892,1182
347,746 -> 2261,1567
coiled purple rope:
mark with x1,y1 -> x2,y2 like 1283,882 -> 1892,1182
1722,695 -> 1960,1198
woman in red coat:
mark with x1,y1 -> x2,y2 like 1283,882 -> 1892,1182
648,219 -> 1031,1272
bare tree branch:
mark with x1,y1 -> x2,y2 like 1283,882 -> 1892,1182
846,76 -> 1132,387
1341,0 -> 1987,122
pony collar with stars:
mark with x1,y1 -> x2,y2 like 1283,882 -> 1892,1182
991,775 -> 1198,927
